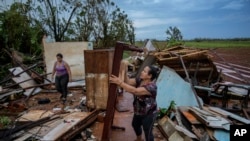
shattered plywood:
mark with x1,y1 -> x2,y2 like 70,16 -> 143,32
209,106 -> 250,124
9,67 -> 42,96
152,46 -> 219,84
41,112 -> 90,140
42,37 -> 93,80
17,110 -> 54,122
12,110 -> 99,141
158,116 -> 197,141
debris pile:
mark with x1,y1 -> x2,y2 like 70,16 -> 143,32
158,105 -> 250,141
0,40 -> 250,141
152,46 -> 219,85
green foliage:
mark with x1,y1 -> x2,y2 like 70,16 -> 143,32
34,0 -> 81,42
70,0 -> 135,47
28,0 -> 135,47
0,1 -> 43,55
0,63 -> 11,81
158,100 -> 176,119
166,26 -> 184,48
0,116 -> 11,128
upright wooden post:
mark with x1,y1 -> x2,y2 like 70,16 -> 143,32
102,42 -> 124,141
102,42 -> 143,141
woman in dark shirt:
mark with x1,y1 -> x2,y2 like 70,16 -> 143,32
51,53 -> 72,103
110,65 -> 158,141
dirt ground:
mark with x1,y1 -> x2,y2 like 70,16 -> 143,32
208,47 -> 250,84
209,47 -> 250,68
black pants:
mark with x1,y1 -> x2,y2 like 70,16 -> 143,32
132,113 -> 156,141
55,74 -> 69,98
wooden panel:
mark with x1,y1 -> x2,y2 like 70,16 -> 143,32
9,67 -> 42,96
85,73 -> 109,110
84,49 -> 114,110
84,49 -> 114,74
95,73 -> 109,109
179,106 -> 201,125
17,110 -> 54,122
158,116 -> 197,141
86,73 -> 95,109
180,110 -> 201,125
41,112 -> 90,141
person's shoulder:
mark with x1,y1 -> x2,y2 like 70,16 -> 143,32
62,60 -> 69,65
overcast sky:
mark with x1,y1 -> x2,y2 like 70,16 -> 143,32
112,0 -> 250,40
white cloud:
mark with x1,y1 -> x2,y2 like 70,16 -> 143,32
113,0 -> 250,40
135,28 -> 166,40
127,10 -> 149,19
133,18 -> 181,28
125,10 -> 182,28
221,1 -> 244,10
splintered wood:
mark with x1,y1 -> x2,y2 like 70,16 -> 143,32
13,110 -> 99,141
151,46 -> 219,84
9,67 -> 42,96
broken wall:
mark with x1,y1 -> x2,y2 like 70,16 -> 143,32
84,49 -> 114,110
42,37 -> 93,80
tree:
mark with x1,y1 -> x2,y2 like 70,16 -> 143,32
0,1 -> 44,81
31,0 -> 135,47
166,26 -> 183,47
32,0 -> 81,42
0,1 -> 43,54
1,0 -> 135,46
71,0 -> 135,47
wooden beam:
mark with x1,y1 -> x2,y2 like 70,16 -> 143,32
102,42 -> 143,141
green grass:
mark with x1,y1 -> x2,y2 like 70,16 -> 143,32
133,40 -> 250,50
183,40 -> 250,48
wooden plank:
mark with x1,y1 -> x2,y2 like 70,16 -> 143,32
179,107 -> 200,125
84,49 -> 114,74
189,107 -> 230,130
85,73 -> 95,109
209,107 -> 250,124
0,89 -> 23,99
158,50 -> 207,61
242,108 -> 250,119
95,73 -> 109,109
102,42 -> 143,141
9,67 -> 42,96
102,43 -> 124,141
13,118 -> 62,141
181,110 -> 201,124
41,112 -> 90,141
158,116 -> 197,141
17,110 -> 54,122
14,131 -> 33,141
84,49 -> 114,110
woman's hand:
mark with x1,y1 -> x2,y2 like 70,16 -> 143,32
110,75 -> 122,85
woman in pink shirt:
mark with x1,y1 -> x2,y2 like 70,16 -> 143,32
51,53 -> 72,103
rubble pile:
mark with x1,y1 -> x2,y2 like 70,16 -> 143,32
0,41 -> 249,141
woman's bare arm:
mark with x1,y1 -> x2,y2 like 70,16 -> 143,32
64,62 -> 72,81
51,62 -> 56,80
110,75 -> 150,96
